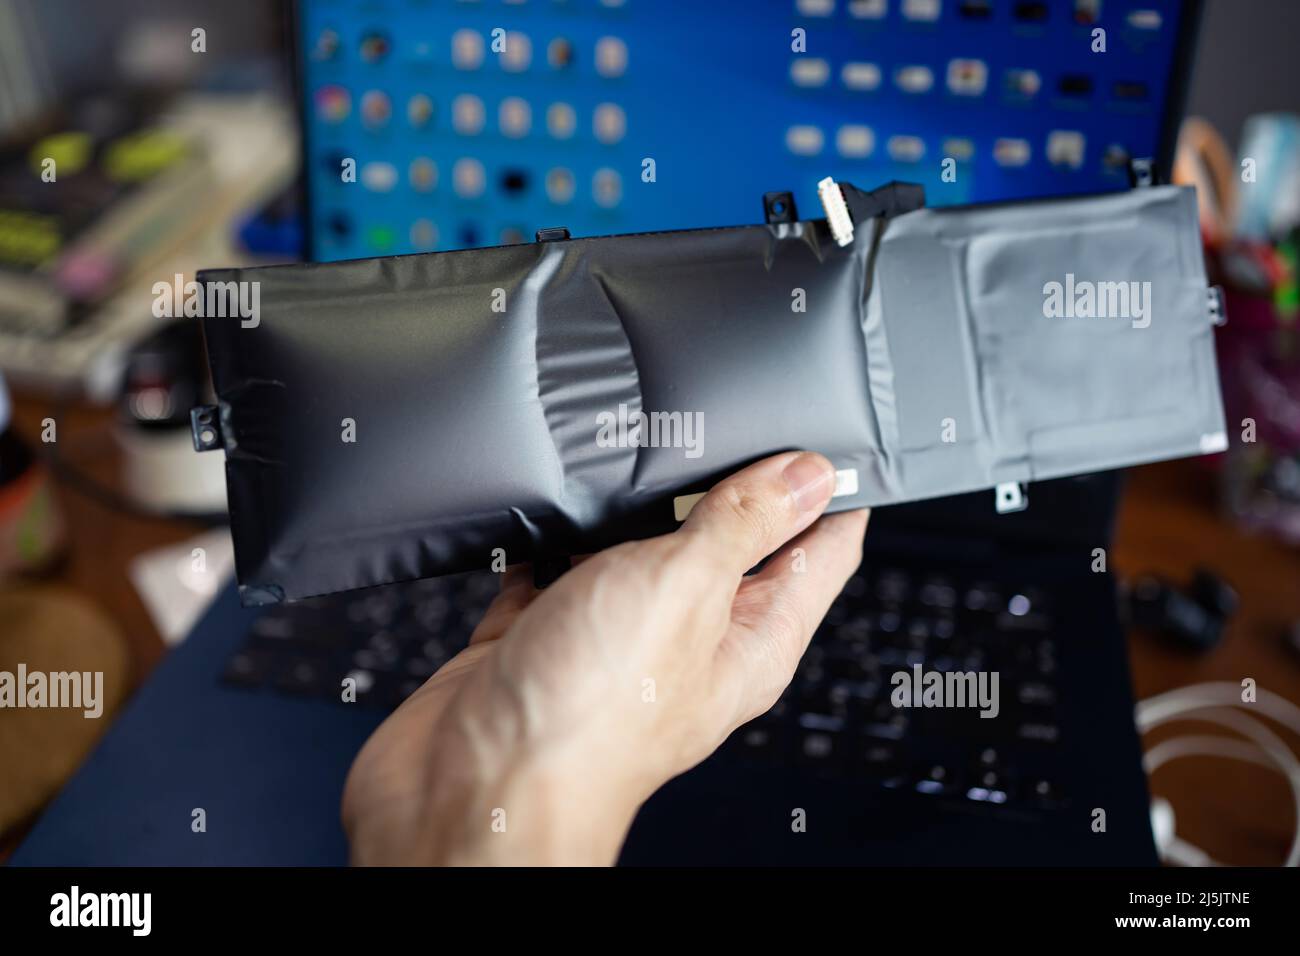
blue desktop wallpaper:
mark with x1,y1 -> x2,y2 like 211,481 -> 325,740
298,0 -> 1186,261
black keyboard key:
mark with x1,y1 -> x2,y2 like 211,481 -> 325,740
854,741 -> 904,786
222,649 -> 271,688
875,609 -> 902,634
797,731 -> 839,766
412,594 -> 452,632
404,656 -> 438,679
1027,777 -> 1061,807
729,723 -> 789,764
825,655 -> 871,684
831,616 -> 871,643
965,772 -> 1011,805
273,659 -> 328,697
863,700 -> 909,740
914,763 -> 959,797
249,614 -> 297,641
340,667 -> 388,707
918,577 -> 957,609
1017,721 -> 1061,744
841,573 -> 868,599
391,677 -> 425,705
874,569 -> 910,604
463,572 -> 500,604
1018,680 -> 1056,706
351,648 -> 396,673
347,592 -> 402,630
963,583 -> 1001,612
797,711 -> 847,733
363,630 -> 405,669
905,617 -> 931,645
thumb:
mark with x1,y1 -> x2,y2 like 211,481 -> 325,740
678,451 -> 837,579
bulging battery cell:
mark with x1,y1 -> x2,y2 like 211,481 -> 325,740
195,180 -> 1225,604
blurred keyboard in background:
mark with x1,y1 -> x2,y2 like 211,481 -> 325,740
224,560 -> 1065,813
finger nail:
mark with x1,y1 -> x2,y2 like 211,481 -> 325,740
783,453 -> 835,515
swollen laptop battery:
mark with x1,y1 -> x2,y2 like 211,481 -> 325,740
194,180 -> 1226,605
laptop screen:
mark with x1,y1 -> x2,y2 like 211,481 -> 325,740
294,0 -> 1197,262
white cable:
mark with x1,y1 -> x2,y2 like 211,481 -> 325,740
1137,681 -> 1300,736
1151,707 -> 1300,866
1145,733 -> 1275,773
1165,835 -> 1218,867
1144,735 -> 1276,867
1135,684 -> 1300,867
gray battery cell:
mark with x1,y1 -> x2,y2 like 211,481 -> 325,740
196,181 -> 1224,604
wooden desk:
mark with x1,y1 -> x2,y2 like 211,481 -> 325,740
7,393 -> 1300,865
9,395 -> 202,686
1114,460 -> 1300,866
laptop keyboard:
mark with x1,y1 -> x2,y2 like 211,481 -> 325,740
222,564 -> 1064,809
717,568 -> 1065,810
222,572 -> 499,707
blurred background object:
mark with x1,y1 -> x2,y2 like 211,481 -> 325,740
1123,568 -> 1239,653
112,319 -> 225,517
0,0 -> 293,396
0,587 -> 128,836
0,0 -> 56,140
0,370 -> 65,576
1174,111 -> 1300,547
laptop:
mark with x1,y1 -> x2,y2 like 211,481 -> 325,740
12,0 -> 1202,865
10,472 -> 1154,865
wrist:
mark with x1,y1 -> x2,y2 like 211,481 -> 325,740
431,745 -> 644,866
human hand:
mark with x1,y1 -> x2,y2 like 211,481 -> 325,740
341,451 -> 869,865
